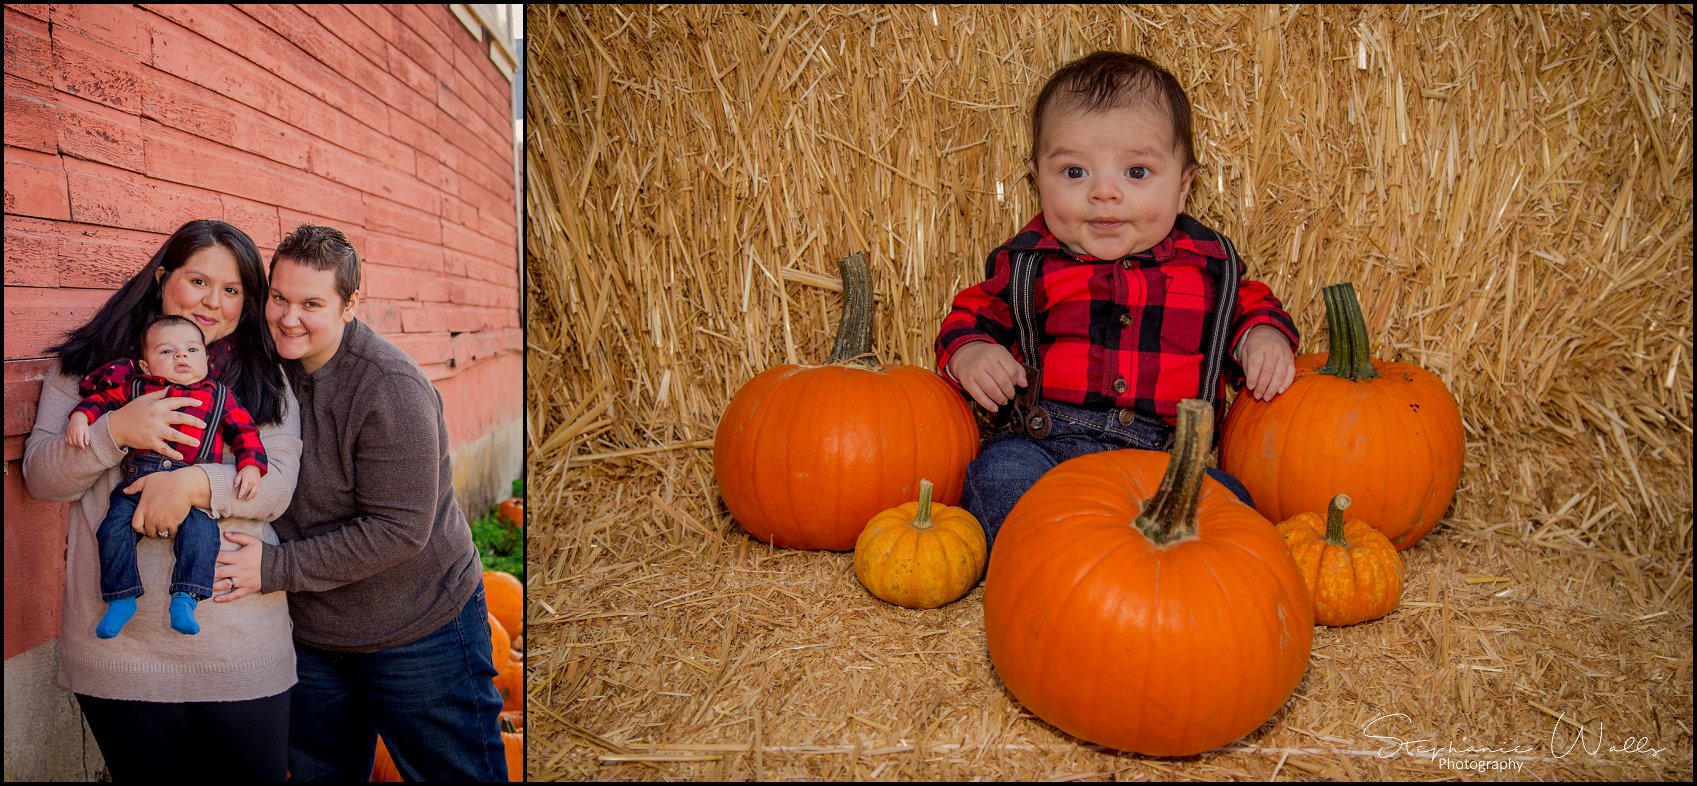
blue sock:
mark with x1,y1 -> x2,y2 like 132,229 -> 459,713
97,598 -> 138,639
169,592 -> 201,635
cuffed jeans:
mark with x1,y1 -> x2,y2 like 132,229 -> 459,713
963,400 -> 1254,551
287,585 -> 508,782
97,453 -> 218,601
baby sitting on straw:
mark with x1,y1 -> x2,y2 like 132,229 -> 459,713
934,51 -> 1300,550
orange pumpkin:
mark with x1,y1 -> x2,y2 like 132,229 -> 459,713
497,497 -> 524,528
1277,495 -> 1405,625
853,479 -> 988,609
483,570 -> 524,640
502,716 -> 524,781
371,735 -> 401,782
495,654 -> 524,712
1220,282 -> 1464,549
985,400 -> 1313,757
714,253 -> 979,550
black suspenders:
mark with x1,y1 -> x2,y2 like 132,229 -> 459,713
196,383 -> 227,464
1199,235 -> 1244,410
1003,233 -> 1244,432
1007,251 -> 1052,438
1008,251 -> 1046,373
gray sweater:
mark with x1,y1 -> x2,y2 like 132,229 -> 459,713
262,318 -> 482,652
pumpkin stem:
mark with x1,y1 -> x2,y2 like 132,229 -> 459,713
827,252 -> 876,365
1317,283 -> 1381,382
1134,399 -> 1211,545
911,479 -> 935,530
1316,285 -> 1345,377
1324,494 -> 1353,547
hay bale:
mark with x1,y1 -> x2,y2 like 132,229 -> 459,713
525,5 -> 1692,780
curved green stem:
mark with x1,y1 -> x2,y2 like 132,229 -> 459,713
911,479 -> 935,530
827,252 -> 875,365
1324,494 -> 1353,547
1134,400 -> 1211,546
1317,285 -> 1345,377
1318,282 -> 1380,381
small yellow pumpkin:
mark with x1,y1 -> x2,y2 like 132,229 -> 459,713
1276,494 -> 1405,625
853,479 -> 987,609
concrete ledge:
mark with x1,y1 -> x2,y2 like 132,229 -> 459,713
451,415 -> 523,523
3,640 -> 105,781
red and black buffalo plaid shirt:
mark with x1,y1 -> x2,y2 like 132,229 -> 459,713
935,212 -> 1299,427
72,358 -> 268,475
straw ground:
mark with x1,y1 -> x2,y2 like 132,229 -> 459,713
526,5 -> 1692,780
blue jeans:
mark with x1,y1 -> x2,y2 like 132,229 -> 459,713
963,400 -> 1254,551
97,454 -> 219,600
287,586 -> 508,782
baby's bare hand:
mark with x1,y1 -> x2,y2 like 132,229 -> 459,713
65,415 -> 91,448
947,342 -> 1027,412
234,466 -> 261,501
1236,325 -> 1296,401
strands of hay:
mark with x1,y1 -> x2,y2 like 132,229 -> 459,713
525,5 -> 1692,780
531,460 -> 1692,781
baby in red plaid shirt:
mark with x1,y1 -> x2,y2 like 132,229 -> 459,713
66,315 -> 268,637
936,51 -> 1299,548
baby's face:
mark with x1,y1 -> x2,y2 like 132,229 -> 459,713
1028,103 -> 1194,261
137,322 -> 209,386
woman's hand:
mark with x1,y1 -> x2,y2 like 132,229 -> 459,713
105,388 -> 206,461
124,466 -> 212,538
214,531 -> 264,602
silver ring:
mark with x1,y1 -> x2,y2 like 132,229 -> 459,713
229,578 -> 237,590
157,531 -> 168,538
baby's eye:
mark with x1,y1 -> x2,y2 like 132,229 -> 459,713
1126,166 -> 1149,179
1064,166 -> 1086,179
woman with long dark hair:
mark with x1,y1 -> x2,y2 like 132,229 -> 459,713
22,219 -> 300,781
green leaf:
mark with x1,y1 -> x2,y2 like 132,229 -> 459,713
472,481 -> 525,580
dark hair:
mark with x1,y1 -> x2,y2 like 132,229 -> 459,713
1029,51 -> 1199,171
47,219 -> 285,425
142,315 -> 206,345
270,224 -> 361,303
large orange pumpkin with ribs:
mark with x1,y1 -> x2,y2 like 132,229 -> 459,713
1221,282 -> 1464,550
714,253 -> 978,550
985,400 -> 1313,756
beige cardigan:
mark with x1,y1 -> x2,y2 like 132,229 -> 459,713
23,365 -> 300,702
